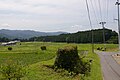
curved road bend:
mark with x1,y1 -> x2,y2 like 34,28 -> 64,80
96,51 -> 120,80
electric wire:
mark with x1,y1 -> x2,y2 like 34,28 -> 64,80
106,0 -> 109,23
86,0 -> 93,31
90,0 -> 99,25
98,0 -> 103,22
94,0 -> 101,22
85,0 -> 94,53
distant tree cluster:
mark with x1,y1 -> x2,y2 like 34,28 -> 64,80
29,28 -> 118,44
0,37 -> 10,42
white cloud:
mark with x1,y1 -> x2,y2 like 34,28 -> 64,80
1,23 -> 11,27
0,0 -> 84,15
0,0 -> 118,32
72,25 -> 82,28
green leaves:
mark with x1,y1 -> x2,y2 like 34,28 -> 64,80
54,46 -> 91,75
0,60 -> 27,80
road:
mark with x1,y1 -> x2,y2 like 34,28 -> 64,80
96,51 -> 120,80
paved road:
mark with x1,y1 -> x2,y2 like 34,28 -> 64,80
96,51 -> 120,80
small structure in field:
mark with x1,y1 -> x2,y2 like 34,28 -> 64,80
1,40 -> 20,46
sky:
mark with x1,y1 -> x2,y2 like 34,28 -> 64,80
0,0 -> 118,33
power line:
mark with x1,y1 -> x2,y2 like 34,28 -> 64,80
98,0 -> 103,22
106,0 -> 109,23
90,0 -> 99,24
94,0 -> 100,22
85,0 -> 94,53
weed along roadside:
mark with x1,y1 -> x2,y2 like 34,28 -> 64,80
0,42 -> 103,80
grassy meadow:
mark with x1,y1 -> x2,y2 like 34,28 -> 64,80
0,42 -> 118,80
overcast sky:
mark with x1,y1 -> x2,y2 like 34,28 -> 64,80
0,0 -> 118,32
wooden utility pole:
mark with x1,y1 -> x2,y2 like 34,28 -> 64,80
116,0 -> 120,50
100,22 -> 106,50
86,0 -> 94,53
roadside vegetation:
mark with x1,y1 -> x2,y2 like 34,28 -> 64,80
95,44 -> 118,52
0,42 -> 117,80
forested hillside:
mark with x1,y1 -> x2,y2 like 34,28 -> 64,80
0,29 -> 67,39
29,28 -> 118,44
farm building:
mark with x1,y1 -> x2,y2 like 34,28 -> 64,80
1,40 -> 20,46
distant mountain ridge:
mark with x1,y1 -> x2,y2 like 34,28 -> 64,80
0,29 -> 68,39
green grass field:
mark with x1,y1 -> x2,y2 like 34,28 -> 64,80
0,42 -> 118,80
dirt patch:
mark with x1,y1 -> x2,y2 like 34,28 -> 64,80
112,54 -> 120,64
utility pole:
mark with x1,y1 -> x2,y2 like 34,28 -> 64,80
86,0 -> 94,53
100,22 -> 106,50
116,0 -> 120,50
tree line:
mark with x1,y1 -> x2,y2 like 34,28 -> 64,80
0,28 -> 118,44
29,28 -> 118,44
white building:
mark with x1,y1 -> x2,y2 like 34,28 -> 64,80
1,40 -> 20,46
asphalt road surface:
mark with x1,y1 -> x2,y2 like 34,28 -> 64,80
96,51 -> 120,80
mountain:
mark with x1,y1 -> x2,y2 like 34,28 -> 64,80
0,29 -> 67,39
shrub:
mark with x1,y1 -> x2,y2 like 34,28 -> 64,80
97,47 -> 100,50
8,47 -> 12,51
100,47 -> 103,50
54,46 -> 79,72
41,46 -> 46,50
54,46 -> 91,75
74,61 -> 91,75
0,60 -> 27,80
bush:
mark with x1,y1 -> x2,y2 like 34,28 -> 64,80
97,47 -> 100,50
54,46 -> 79,72
75,61 -> 91,75
0,60 -> 27,80
41,46 -> 46,50
54,46 -> 91,75
8,47 -> 12,51
102,48 -> 106,51
97,47 -> 106,51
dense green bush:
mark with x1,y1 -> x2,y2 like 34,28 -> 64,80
78,60 -> 91,74
97,47 -> 106,51
8,47 -> 12,51
54,46 -> 91,75
41,46 -> 46,50
97,47 -> 101,50
0,60 -> 27,80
